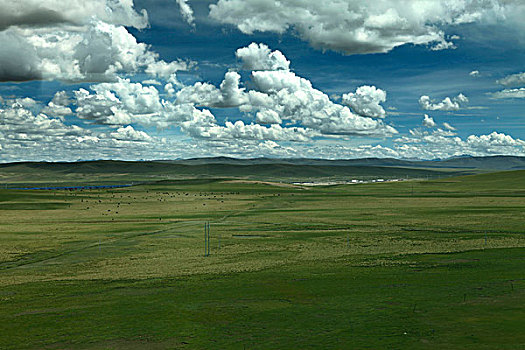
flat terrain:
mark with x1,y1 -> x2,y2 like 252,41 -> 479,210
0,171 -> 524,349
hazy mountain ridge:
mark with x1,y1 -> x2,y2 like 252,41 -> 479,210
165,155 -> 525,170
2,155 -> 524,172
0,158 -> 466,184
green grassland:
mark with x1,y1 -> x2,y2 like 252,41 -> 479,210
0,171 -> 524,349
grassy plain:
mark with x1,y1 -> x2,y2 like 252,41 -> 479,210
0,171 -> 524,349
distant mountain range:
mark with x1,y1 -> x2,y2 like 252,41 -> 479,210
164,155 -> 525,170
0,156 -> 523,184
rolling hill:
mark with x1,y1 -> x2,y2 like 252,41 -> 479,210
0,155 -> 523,186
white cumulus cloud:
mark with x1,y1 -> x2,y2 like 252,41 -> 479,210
235,42 -> 290,71
0,1 -> 191,82
175,71 -> 248,108
496,72 -> 525,87
341,85 -> 387,118
395,130 -> 525,159
208,0 -> 521,55
443,122 -> 456,131
489,88 -> 525,99
109,125 -> 153,142
422,114 -> 436,127
419,93 -> 468,111
41,91 -> 73,118
172,43 -> 397,138
176,0 -> 195,26
0,0 -> 149,31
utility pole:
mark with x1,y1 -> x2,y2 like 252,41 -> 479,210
204,222 -> 210,257
204,222 -> 208,257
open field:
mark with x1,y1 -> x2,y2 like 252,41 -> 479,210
0,170 -> 524,349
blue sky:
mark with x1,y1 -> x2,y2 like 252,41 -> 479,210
0,0 -> 524,161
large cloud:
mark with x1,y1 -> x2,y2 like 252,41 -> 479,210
0,30 -> 42,81
182,117 -> 318,142
0,100 -> 91,150
0,98 -> 195,162
489,88 -> 525,99
171,43 -> 397,138
0,0 -> 148,31
497,72 -> 525,87
208,0 -> 523,55
176,0 -> 195,27
394,128 -> 525,159
173,72 -> 397,137
74,78 -> 165,125
248,70 -> 396,136
466,132 -> 525,149
235,43 -> 290,70
175,71 -> 248,108
0,1 -> 191,82
0,21 -> 191,82
41,91 -> 73,118
3,37 -> 523,162
422,114 -> 436,127
491,71 -> 525,98
109,125 -> 153,142
341,85 -> 386,118
72,72 -> 320,142
419,93 -> 468,111
2,90 -> 525,161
